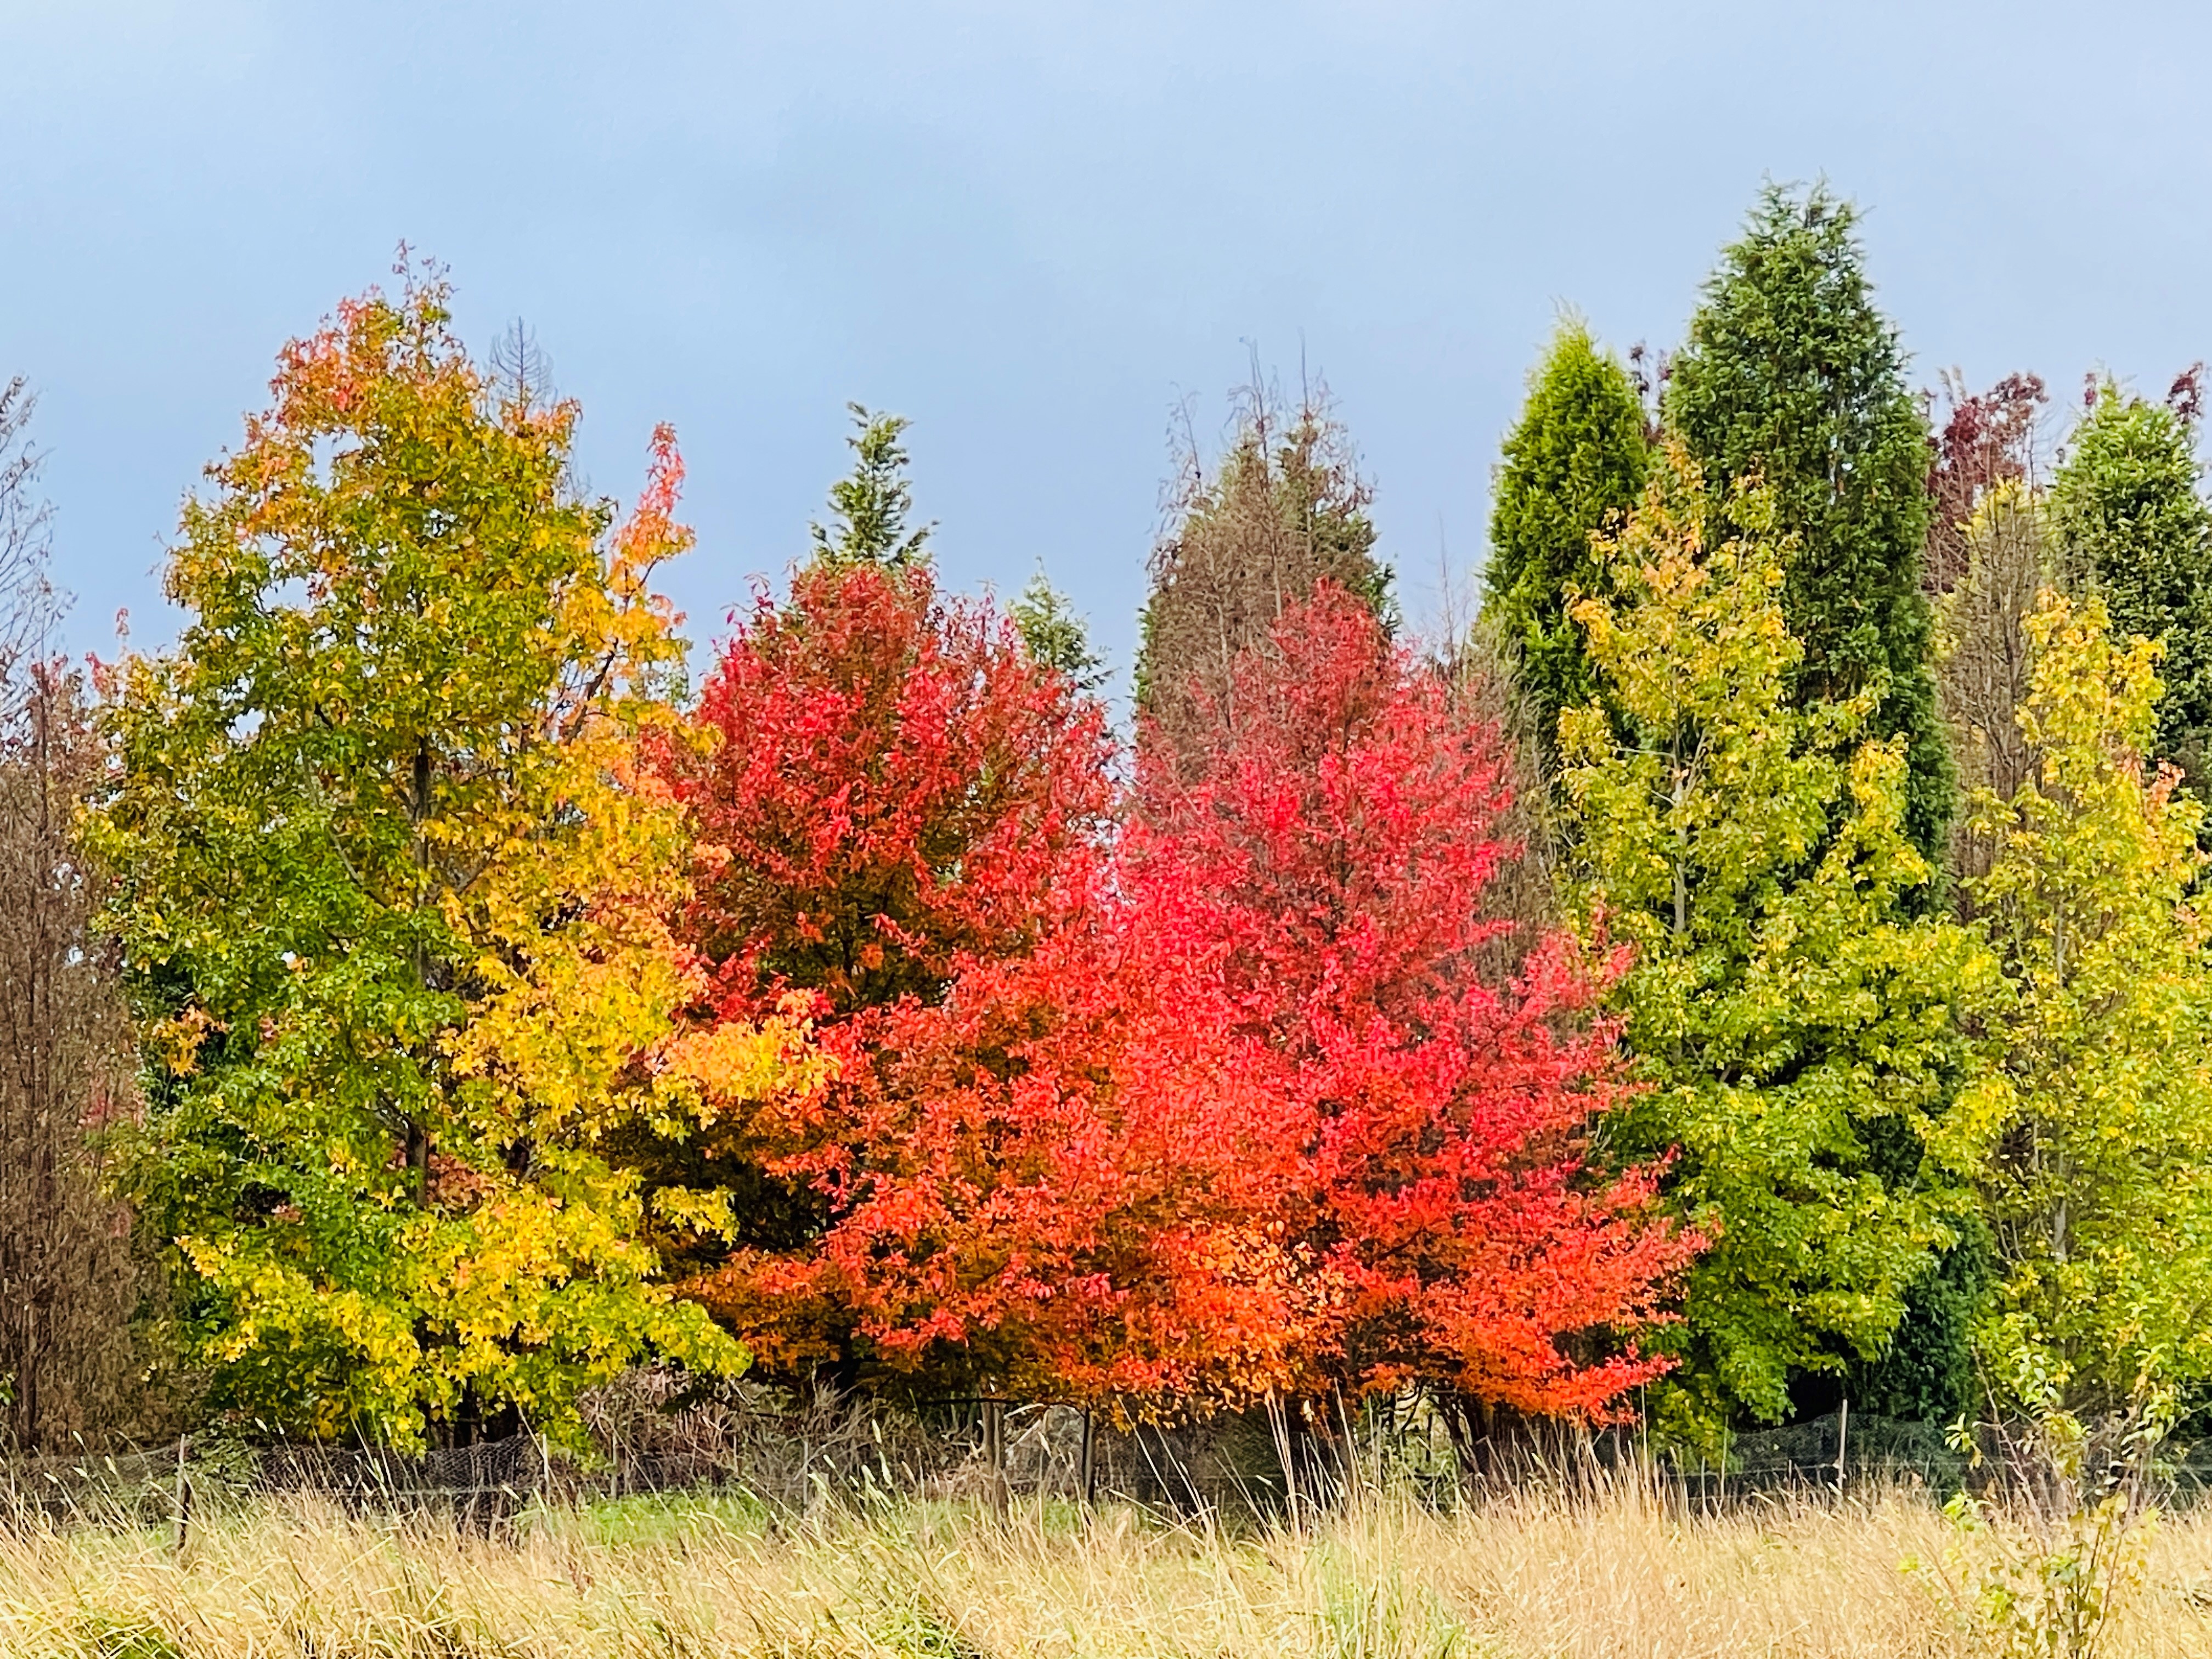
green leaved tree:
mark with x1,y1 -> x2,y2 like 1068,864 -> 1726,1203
1560,440 -> 1999,1448
1666,183 -> 1951,867
1010,565 -> 1107,691
1481,321 -> 1649,773
2050,381 -> 2212,793
90,273 -> 815,1449
1944,590 -> 2212,1415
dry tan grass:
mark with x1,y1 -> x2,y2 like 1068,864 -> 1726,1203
3,1483 -> 2211,1658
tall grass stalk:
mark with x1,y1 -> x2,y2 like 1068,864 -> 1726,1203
4,1482 -> 2212,1657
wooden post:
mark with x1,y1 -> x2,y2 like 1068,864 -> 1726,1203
1836,1398 -> 1850,1499
982,1397 -> 1008,1521
1265,1389 -> 1300,1532
171,1435 -> 191,1558
1079,1406 -> 1096,1506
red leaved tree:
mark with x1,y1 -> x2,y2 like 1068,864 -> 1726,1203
665,560 -> 1288,1403
1123,584 -> 1695,1424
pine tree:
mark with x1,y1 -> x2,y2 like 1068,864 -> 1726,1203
1010,565 -> 1107,691
2050,379 -> 2212,791
1481,322 -> 1649,771
1666,183 -> 1951,866
1133,386 -> 1392,759
810,404 -> 932,569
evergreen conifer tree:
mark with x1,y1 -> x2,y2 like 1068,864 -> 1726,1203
811,404 -> 932,569
1481,322 -> 1648,772
1666,183 -> 1952,866
2051,380 -> 2212,791
1666,189 -> 1988,1426
1010,565 -> 1107,691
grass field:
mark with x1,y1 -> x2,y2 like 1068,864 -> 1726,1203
7,1482 -> 2212,1658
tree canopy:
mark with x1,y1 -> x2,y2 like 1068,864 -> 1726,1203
1666,183 -> 1952,867
1481,321 -> 1649,772
90,275 -> 811,1448
1560,441 -> 1998,1446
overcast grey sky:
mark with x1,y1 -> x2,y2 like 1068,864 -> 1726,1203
4,1 -> 2205,699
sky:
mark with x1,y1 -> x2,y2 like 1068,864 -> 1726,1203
4,0 -> 2207,709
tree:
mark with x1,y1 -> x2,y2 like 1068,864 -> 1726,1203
1925,370 -> 2048,597
2050,380 -> 2212,792
90,274 -> 809,1448
1009,564 -> 1107,692
675,887 -> 1305,1408
811,404 -> 931,569
1666,183 -> 1952,866
1560,442 -> 1999,1446
1943,590 -> 2212,1415
0,385 -> 150,1452
664,427 -> 1305,1406
1127,585 -> 1694,1427
665,549 -> 1128,1392
1134,383 -> 1392,759
1481,321 -> 1649,772
1936,483 -> 2062,886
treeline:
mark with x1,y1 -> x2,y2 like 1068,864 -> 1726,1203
4,185 -> 2211,1466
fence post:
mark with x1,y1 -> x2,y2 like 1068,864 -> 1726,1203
1079,1406 -> 1096,1507
982,1397 -> 1008,1521
1836,1398 -> 1850,1499
172,1434 -> 191,1558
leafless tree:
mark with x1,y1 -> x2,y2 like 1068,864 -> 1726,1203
1934,483 -> 2058,894
1135,375 -> 1391,764
0,381 -> 150,1452
1425,552 -> 1562,983
1925,370 -> 2049,597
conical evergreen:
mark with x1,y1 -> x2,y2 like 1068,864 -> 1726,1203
810,404 -> 932,569
1011,564 -> 1107,692
1481,322 -> 1649,772
2052,380 -> 2212,791
1666,183 -> 1952,866
1665,185 -> 1967,1431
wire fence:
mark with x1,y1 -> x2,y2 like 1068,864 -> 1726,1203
14,1391 -> 2212,1537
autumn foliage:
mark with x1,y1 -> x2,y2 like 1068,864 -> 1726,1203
61,197 -> 2212,1470
1124,585 -> 1692,1416
657,561 -> 1688,1421
89,275 -> 820,1449
664,560 -> 1142,1390
674,561 -> 1111,1024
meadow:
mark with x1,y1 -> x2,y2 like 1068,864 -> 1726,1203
12,182 -> 2212,1659
7,1482 -> 2212,1659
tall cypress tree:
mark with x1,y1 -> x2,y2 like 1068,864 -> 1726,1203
1666,183 -> 1951,866
1481,322 -> 1649,772
1011,565 -> 1108,692
2051,380 -> 2212,791
1666,185 -> 1968,1428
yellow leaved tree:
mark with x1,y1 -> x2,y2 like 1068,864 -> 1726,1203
1948,589 -> 2212,1415
91,269 -> 820,1449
